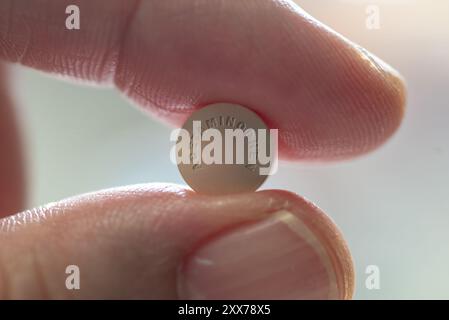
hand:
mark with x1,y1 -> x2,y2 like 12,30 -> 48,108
0,0 -> 405,299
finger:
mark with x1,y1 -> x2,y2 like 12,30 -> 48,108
0,63 -> 25,218
0,184 -> 354,299
0,0 -> 405,160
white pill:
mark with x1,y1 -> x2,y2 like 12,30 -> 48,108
176,103 -> 274,195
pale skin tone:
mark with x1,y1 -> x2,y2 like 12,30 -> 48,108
0,0 -> 405,299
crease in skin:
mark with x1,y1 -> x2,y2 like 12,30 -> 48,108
110,0 -> 141,84
0,247 -> 12,300
30,245 -> 51,299
3,0 -> 13,36
5,0 -> 31,64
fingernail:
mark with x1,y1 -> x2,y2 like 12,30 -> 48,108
178,210 -> 342,300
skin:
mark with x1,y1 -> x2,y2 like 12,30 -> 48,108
0,0 -> 405,299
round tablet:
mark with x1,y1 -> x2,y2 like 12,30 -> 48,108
176,103 -> 272,195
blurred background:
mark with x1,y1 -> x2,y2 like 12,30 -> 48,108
10,0 -> 449,299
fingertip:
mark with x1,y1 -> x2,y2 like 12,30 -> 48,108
178,189 -> 355,300
261,189 -> 355,299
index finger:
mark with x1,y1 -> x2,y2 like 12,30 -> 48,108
0,0 -> 406,160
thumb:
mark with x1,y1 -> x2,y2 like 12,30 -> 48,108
0,183 -> 354,299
